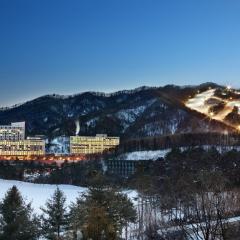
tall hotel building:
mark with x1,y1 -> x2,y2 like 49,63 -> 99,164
70,134 -> 120,155
0,122 -> 45,156
0,122 -> 25,140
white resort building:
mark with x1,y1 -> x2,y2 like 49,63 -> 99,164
0,122 -> 45,156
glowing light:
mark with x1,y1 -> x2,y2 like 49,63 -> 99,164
226,85 -> 231,90
185,88 -> 240,132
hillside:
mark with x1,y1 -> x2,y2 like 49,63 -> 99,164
0,83 -> 236,140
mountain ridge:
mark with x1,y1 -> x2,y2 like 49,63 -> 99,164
0,82 -> 236,139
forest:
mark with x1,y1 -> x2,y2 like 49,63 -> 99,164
1,147 -> 240,238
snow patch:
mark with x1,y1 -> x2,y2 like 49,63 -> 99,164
0,179 -> 85,214
117,149 -> 171,160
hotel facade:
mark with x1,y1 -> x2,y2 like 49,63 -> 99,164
0,122 -> 25,141
0,122 -> 45,156
70,134 -> 120,155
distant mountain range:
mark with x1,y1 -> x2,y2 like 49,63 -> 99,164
0,83 -> 238,140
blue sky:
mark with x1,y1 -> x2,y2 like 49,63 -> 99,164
0,0 -> 240,106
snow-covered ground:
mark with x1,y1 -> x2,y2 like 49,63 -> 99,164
0,179 -> 138,214
117,149 -> 171,160
116,146 -> 240,161
0,179 -> 85,213
115,99 -> 156,132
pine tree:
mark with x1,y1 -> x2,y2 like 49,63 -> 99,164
41,187 -> 69,240
68,198 -> 86,239
0,185 -> 39,240
69,180 -> 136,240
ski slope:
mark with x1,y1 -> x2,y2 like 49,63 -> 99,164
185,88 -> 240,129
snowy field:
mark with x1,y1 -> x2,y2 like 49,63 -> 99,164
0,179 -> 86,213
0,179 -> 138,214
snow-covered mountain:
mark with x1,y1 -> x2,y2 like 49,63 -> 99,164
186,87 -> 240,130
0,83 -> 235,140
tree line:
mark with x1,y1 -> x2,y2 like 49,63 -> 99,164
128,170 -> 240,240
117,132 -> 240,153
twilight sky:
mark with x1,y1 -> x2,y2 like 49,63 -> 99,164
1,0 -> 240,106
